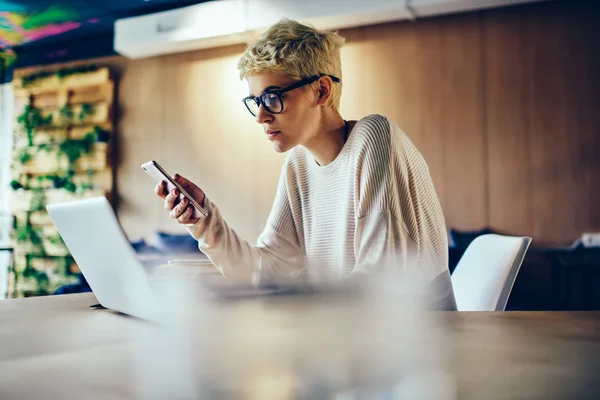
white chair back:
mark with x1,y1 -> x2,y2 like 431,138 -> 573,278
451,234 -> 532,311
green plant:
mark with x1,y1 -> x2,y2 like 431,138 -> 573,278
38,143 -> 53,152
80,168 -> 95,190
38,172 -> 77,192
81,133 -> 96,153
20,71 -> 54,88
64,180 -> 77,193
30,189 -> 47,211
55,65 -> 98,80
10,180 -> 23,190
20,265 -> 49,288
12,128 -> 99,194
54,257 -> 68,276
12,64 -> 105,297
58,133 -> 97,172
78,103 -> 95,121
20,65 -> 98,88
92,126 -> 110,142
16,148 -> 31,165
59,104 -> 74,125
12,223 -> 45,256
58,139 -> 81,164
13,225 -> 29,242
47,234 -> 64,245
59,141 -> 82,167
44,174 -> 64,189
17,105 -> 53,146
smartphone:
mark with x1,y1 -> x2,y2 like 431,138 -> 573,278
141,160 -> 207,218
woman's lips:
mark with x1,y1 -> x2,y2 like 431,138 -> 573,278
266,130 -> 280,140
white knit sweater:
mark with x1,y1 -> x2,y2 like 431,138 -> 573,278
187,114 -> 457,310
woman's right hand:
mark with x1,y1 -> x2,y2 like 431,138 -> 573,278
155,174 -> 206,226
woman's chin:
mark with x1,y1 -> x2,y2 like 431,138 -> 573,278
272,139 -> 293,153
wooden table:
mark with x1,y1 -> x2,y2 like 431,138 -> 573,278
1,292 -> 600,399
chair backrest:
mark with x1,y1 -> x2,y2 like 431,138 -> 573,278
451,234 -> 532,311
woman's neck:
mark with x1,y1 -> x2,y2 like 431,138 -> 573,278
303,111 -> 348,166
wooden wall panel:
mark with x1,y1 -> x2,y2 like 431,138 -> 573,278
526,1 -> 600,244
158,44 -> 285,242
438,14 -> 487,231
484,8 -> 534,237
351,19 -> 448,214
528,5 -> 579,243
114,57 -> 164,241
338,27 -> 367,120
550,2 -> 600,239
484,0 -> 600,244
575,10 -> 600,233
341,14 -> 487,232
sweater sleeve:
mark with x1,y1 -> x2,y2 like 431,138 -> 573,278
350,115 -> 456,310
353,211 -> 456,310
351,116 -> 417,272
353,210 -> 417,274
185,164 -> 305,283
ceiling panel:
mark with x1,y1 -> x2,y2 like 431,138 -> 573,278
0,0 -> 208,48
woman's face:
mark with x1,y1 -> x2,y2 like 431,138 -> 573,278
246,71 -> 320,153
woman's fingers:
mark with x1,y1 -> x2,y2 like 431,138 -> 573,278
170,197 -> 188,219
176,204 -> 195,224
157,178 -> 202,226
154,181 -> 167,199
164,189 -> 179,211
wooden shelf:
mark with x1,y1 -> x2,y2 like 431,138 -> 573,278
10,188 -> 107,213
13,68 -> 111,97
9,65 -> 115,298
11,142 -> 109,175
20,169 -> 114,191
13,123 -> 112,148
28,102 -> 112,128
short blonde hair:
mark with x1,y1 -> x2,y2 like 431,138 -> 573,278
238,19 -> 345,110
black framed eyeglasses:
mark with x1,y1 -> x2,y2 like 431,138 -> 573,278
242,74 -> 341,117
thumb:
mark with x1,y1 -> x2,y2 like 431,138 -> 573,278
173,173 -> 184,183
174,174 -> 194,192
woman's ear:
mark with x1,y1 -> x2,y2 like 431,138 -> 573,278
316,77 -> 333,106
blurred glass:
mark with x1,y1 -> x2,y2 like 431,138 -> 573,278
131,265 -> 456,399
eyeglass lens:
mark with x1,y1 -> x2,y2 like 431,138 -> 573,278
245,92 -> 283,116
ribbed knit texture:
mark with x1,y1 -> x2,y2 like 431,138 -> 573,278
188,114 -> 457,310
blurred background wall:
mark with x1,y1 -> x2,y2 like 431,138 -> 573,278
14,0 -> 598,246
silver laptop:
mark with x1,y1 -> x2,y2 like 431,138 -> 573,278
47,197 -> 301,319
47,197 -> 170,322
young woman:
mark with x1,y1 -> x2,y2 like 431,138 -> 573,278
155,19 -> 457,310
